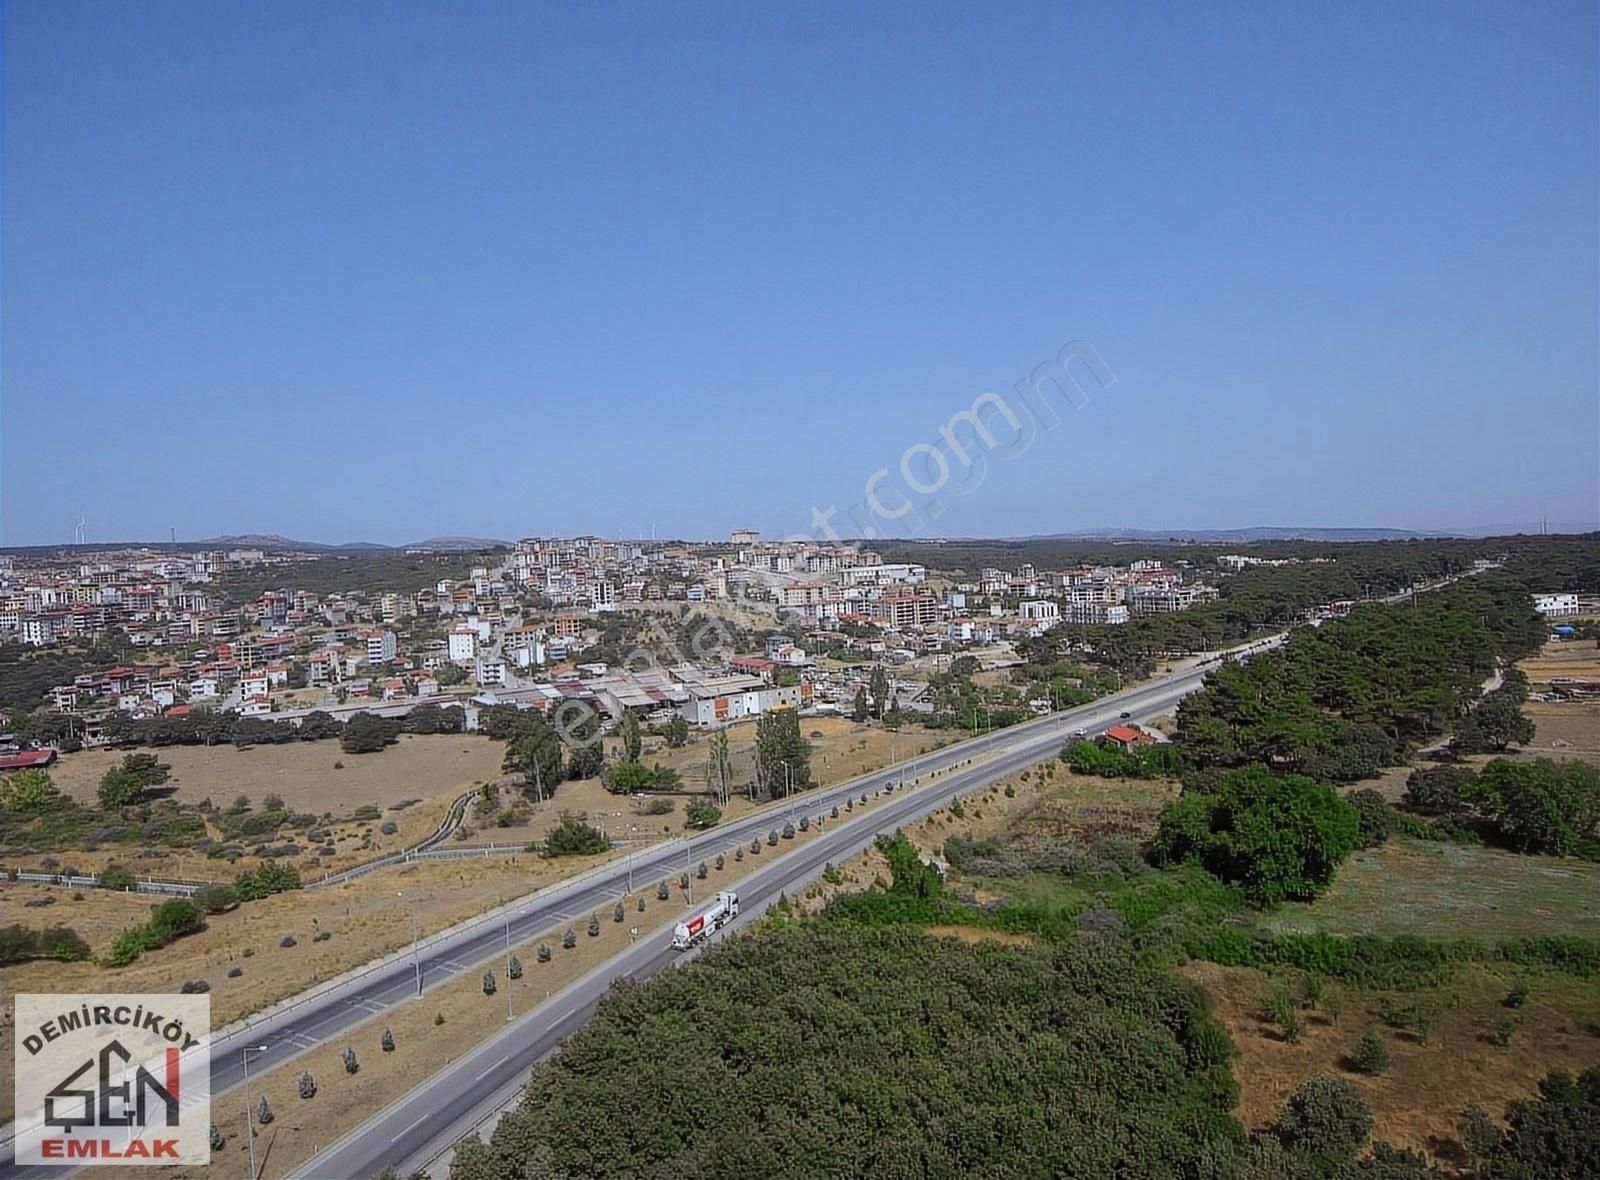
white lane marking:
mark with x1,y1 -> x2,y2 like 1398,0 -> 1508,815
473,1054 -> 509,1082
556,1005 -> 580,1022
391,1112 -> 429,1142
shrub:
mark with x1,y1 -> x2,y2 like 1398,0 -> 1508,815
380,821 -> 398,835
482,970 -> 497,996
537,943 -> 552,962
1403,765 -> 1477,816
637,895 -> 646,911
678,872 -> 690,890
0,924 -> 90,966
1276,1076 -> 1372,1160
280,935 -> 297,948
823,862 -> 844,885
382,1028 -> 396,1052
696,861 -> 708,880
1347,788 -> 1393,848
714,853 -> 725,871
434,1012 -> 446,1026
735,846 -> 744,862
98,864 -> 135,891
227,965 -> 243,978
107,899 -> 206,967
685,800 -> 722,829
1352,1029 -> 1388,1075
562,928 -> 577,950
343,1047 -> 359,1075
351,804 -> 382,821
1151,768 -> 1360,906
314,929 -> 332,942
781,822 -> 795,840
657,880 -> 670,901
299,1071 -> 317,1099
543,811 -> 609,858
193,884 -> 240,914
1493,1017 -> 1517,1046
767,829 -> 779,846
255,1097 -> 273,1126
179,979 -> 210,994
1503,981 -> 1528,1008
799,815 -> 810,831
588,913 -> 601,937
234,860 -> 301,900
210,1124 -> 225,1151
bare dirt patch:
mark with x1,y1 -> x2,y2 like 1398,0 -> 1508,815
1184,960 -> 1600,1171
925,923 -> 1037,948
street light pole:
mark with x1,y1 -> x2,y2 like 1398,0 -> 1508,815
503,908 -> 521,1022
242,1044 -> 269,1180
398,890 -> 421,997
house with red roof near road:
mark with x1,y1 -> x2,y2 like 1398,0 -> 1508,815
1102,724 -> 1156,750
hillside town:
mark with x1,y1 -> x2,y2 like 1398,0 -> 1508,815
2,535 -> 1593,765
0,532 -> 1235,742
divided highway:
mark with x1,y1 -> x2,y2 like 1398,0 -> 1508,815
292,643 -> 1280,1179
2,640 -> 1278,1180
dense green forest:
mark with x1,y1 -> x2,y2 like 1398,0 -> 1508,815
455,923 -> 1246,1178
1172,578 -> 1546,781
447,834 -> 1598,1179
1005,533 -> 1596,673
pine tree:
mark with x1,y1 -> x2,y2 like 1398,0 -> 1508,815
621,711 -> 642,762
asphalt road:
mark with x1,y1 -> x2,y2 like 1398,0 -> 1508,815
2,640 -> 1278,1180
291,648 -> 1279,1179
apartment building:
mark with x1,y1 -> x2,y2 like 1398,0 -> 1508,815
868,591 -> 940,628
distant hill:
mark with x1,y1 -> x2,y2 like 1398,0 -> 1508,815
194,534 -> 394,551
402,535 -> 510,551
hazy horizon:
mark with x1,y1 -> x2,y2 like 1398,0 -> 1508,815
3,2 -> 1596,546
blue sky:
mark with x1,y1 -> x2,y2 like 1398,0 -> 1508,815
3,1 -> 1596,546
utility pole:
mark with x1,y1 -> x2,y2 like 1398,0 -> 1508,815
398,891 -> 421,996
242,1044 -> 269,1180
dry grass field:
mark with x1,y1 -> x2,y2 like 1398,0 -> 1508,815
1185,961 -> 1600,1171
48,734 -> 504,816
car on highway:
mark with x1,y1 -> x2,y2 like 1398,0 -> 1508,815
1119,711 -> 1131,719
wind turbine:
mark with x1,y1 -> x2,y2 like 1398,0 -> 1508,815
73,515 -> 86,546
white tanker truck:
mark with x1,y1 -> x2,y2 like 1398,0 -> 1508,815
672,891 -> 739,950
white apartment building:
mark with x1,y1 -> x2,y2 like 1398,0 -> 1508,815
365,629 -> 398,665
1019,600 -> 1060,623
448,626 -> 478,663
475,657 -> 507,687
841,562 -> 926,587
1063,603 -> 1131,625
1533,593 -> 1582,618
